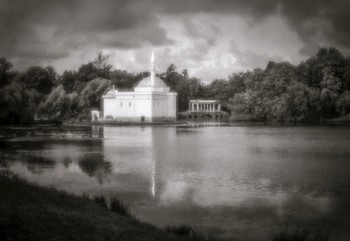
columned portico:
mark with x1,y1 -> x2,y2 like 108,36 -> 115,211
188,100 -> 221,112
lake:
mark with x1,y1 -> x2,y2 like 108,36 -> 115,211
1,124 -> 350,241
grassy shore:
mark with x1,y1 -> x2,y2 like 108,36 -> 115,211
0,171 -> 331,241
0,171 -> 195,241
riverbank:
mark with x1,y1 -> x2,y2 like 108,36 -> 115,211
0,172 -> 333,241
0,172 -> 199,241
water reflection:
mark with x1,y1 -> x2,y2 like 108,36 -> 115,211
78,153 -> 112,184
24,155 -> 56,174
1,126 -> 350,241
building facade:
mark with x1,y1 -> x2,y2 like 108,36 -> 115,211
102,52 -> 177,122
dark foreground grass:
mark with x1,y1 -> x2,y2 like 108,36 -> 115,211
110,198 -> 131,218
272,228 -> 330,241
92,195 -> 131,217
165,225 -> 219,241
0,172 -> 189,241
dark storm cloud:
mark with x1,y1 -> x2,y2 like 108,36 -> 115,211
0,0 -> 349,67
280,0 -> 350,54
157,0 -> 350,54
0,0 -> 171,61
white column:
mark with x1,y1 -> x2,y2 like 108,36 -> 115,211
218,104 -> 221,111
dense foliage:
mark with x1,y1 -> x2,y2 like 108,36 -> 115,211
1,47 -> 350,124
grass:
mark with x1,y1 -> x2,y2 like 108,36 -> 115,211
110,197 -> 131,217
0,171 -> 187,241
166,225 -> 195,237
93,195 -> 131,217
165,225 -> 219,241
272,228 -> 330,241
93,195 -> 108,209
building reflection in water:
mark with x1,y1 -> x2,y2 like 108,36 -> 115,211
102,126 -> 164,199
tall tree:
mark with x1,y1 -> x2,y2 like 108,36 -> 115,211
24,66 -> 56,94
93,51 -> 113,79
79,78 -> 112,110
0,58 -> 13,87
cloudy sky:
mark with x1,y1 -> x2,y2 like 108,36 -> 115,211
1,0 -> 349,82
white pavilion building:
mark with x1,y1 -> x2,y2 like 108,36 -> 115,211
102,52 -> 177,122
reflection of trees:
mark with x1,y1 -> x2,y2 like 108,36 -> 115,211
78,154 -> 112,184
23,155 -> 56,174
0,157 -> 8,169
63,157 -> 72,168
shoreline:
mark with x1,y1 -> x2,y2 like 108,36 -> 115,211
0,172 -> 198,241
0,170 -> 333,241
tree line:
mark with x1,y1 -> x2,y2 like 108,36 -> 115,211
0,48 -> 350,124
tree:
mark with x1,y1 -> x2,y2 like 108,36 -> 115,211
39,85 -> 68,120
60,70 -> 77,93
336,91 -> 350,116
0,58 -> 13,87
110,70 -> 147,89
161,64 -> 182,91
39,85 -> 82,120
320,67 -> 342,117
92,51 -> 113,79
24,66 -> 56,94
74,63 -> 99,92
229,93 -> 248,114
0,82 -> 35,124
298,47 -> 346,88
80,78 -> 112,110
72,52 -> 113,92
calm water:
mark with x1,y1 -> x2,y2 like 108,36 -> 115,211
1,125 -> 350,241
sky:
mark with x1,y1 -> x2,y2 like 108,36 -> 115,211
1,0 -> 350,82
